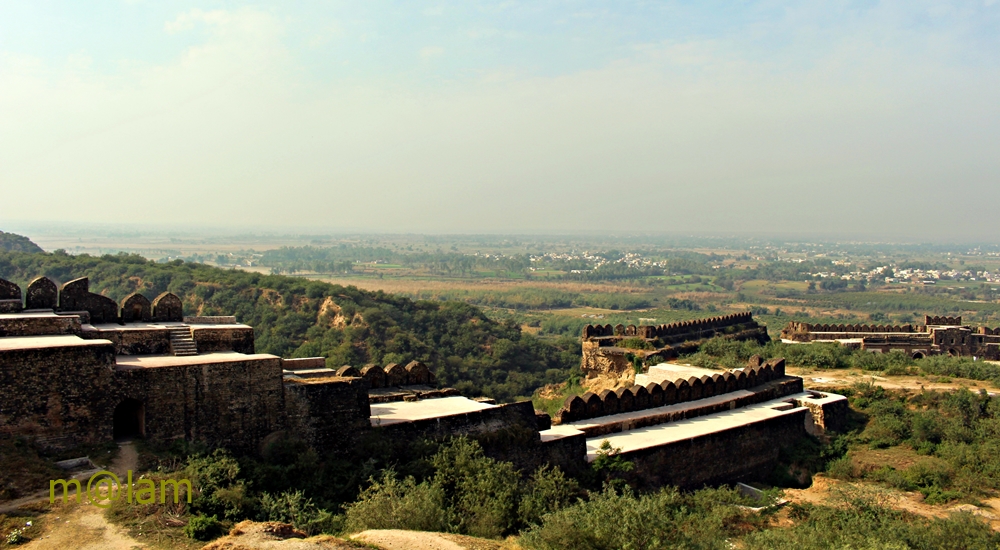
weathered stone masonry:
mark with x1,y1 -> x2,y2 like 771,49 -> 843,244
580,312 -> 771,387
0,274 -> 847,491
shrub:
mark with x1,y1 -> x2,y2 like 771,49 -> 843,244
184,514 -> 224,541
259,490 -> 338,535
431,437 -> 521,538
826,456 -> 857,480
519,485 -> 756,550
518,465 -> 580,527
743,485 -> 1000,550
185,449 -> 252,521
343,471 -> 447,533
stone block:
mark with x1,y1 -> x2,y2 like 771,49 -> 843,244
120,293 -> 151,323
768,358 -> 786,377
25,276 -> 57,310
404,361 -> 432,385
535,410 -> 552,431
632,385 -> 650,410
661,381 -> 677,405
583,392 -> 602,418
0,277 -> 21,302
384,363 -> 407,386
151,292 -> 183,322
59,278 -> 119,324
336,365 -> 361,377
600,389 -> 619,415
360,364 -> 386,389
700,375 -> 715,398
676,379 -> 691,403
616,387 -> 635,413
647,382 -> 664,407
563,395 -> 586,420
723,372 -> 737,393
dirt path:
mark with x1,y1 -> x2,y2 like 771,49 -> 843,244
352,530 -> 509,550
20,501 -> 145,550
0,441 -> 138,515
2,442 -> 147,549
111,441 -> 139,476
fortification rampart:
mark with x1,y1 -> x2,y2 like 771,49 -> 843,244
622,406 -> 808,490
0,271 -> 848,490
580,312 -> 769,389
582,312 -> 755,341
284,376 -> 371,452
360,361 -> 435,388
0,276 -> 184,325
556,357 -> 788,424
926,315 -> 962,326
780,315 -> 1000,360
114,355 -> 286,453
0,339 -> 117,450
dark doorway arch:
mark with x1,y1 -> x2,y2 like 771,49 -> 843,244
912,352 -> 925,359
947,348 -> 960,357
113,399 -> 145,440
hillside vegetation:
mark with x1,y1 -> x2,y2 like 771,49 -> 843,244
0,232 -> 43,254
0,247 -> 578,401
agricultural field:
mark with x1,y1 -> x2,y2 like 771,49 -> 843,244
22,229 -> 1000,341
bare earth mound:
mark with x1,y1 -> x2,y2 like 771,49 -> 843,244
202,521 -> 365,550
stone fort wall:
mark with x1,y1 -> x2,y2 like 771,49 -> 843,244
582,312 -> 755,341
0,341 -> 117,450
580,312 -> 769,388
556,358 -> 788,424
114,356 -> 287,454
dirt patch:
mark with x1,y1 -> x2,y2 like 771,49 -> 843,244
203,521 -> 364,550
111,442 -> 139,477
18,501 -> 145,550
788,368 -> 995,394
535,383 -> 566,401
352,529 -> 512,550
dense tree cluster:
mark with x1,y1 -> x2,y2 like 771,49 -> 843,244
0,231 -> 43,254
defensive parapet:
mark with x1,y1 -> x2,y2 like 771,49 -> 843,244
555,357 -> 788,424
0,275 -> 184,325
925,315 -> 962,326
582,312 -> 755,341
360,360 -> 435,388
580,312 -> 769,389
780,321 -> 916,341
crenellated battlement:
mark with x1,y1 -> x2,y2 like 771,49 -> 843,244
555,357 -> 787,424
925,315 -> 962,326
582,312 -> 755,340
359,361 -> 435,388
781,321 -> 916,336
0,275 -> 183,324
779,315 -> 1000,360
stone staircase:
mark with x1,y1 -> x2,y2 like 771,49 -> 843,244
168,326 -> 197,356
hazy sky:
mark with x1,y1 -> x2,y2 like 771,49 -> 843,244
1,2 -> 998,238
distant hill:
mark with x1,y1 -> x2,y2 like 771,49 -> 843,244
0,249 -> 578,401
0,231 -> 43,254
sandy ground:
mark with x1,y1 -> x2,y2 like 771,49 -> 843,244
788,367 -> 996,394
2,441 -> 147,549
352,530 -> 510,550
19,501 -> 146,550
